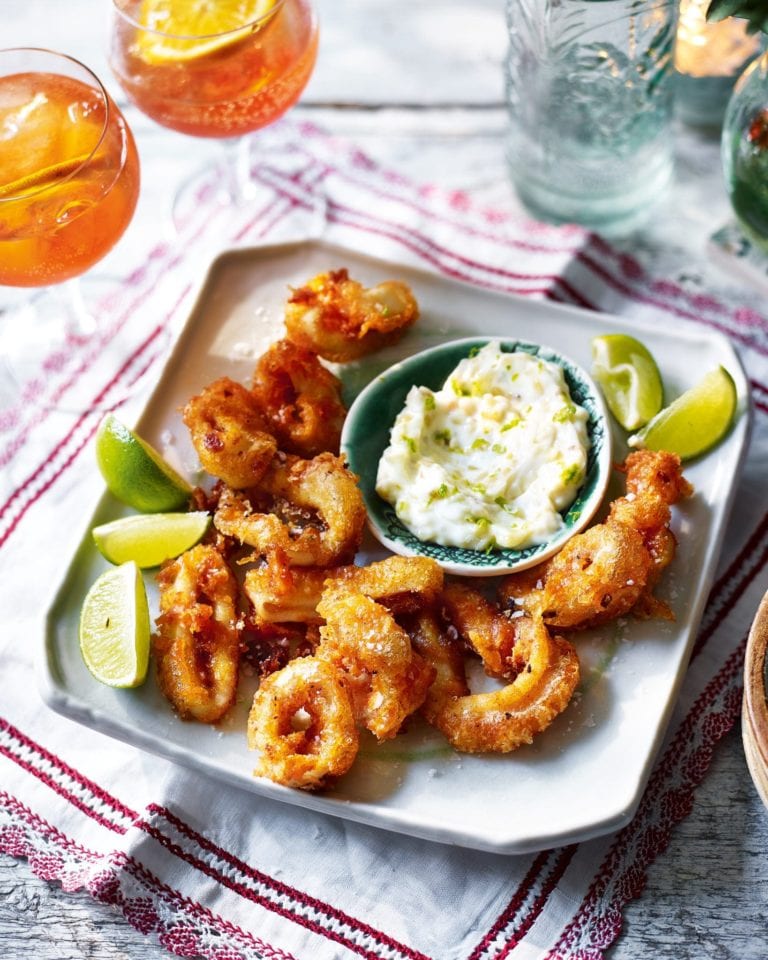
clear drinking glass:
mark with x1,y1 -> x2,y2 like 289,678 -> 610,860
504,0 -> 678,235
109,0 -> 318,221
0,47 -> 140,410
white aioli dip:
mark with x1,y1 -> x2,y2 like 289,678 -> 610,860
375,341 -> 590,551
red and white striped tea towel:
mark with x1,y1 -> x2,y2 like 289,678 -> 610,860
2,120 -> 767,960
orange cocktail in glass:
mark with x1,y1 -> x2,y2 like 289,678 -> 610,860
109,0 -> 318,138
0,49 -> 140,287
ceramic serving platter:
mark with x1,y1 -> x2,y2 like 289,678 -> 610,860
40,240 -> 751,854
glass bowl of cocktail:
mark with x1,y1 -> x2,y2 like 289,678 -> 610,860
109,0 -> 319,228
0,48 -> 140,412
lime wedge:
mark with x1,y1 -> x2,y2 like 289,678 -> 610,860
79,561 -> 150,688
629,366 -> 737,460
135,0 -> 278,64
95,415 -> 192,513
93,511 -> 211,568
591,333 -> 664,431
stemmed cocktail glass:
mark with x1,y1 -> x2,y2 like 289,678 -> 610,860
0,48 -> 140,412
109,0 -> 319,226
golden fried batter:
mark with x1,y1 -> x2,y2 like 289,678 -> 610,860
502,523 -> 653,629
410,610 -> 580,754
284,268 -> 418,362
248,656 -> 359,789
441,581 -> 519,680
244,553 -> 443,647
499,449 -> 692,630
183,377 -> 277,489
244,557 -> 329,625
214,452 -> 366,566
154,544 -> 241,723
318,554 -> 444,617
317,593 -> 435,741
251,338 -> 347,457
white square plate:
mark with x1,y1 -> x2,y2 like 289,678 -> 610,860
40,240 -> 751,854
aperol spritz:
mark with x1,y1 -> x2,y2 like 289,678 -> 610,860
0,48 -> 140,412
0,49 -> 140,286
109,0 -> 318,138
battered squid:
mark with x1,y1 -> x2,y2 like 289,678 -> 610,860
154,543 -> 242,723
244,556 -> 329,626
442,581 -> 519,680
213,452 -> 366,567
244,553 -> 444,627
284,268 -> 419,362
183,377 -> 277,489
316,593 -> 435,741
409,607 -> 580,754
251,338 -> 347,457
319,554 -> 444,616
248,656 -> 359,789
499,449 -> 692,630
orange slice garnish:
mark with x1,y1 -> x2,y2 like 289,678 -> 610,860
135,0 -> 278,64
0,154 -> 91,200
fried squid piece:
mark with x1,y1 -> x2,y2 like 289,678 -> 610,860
244,556 -> 329,626
319,554 -> 444,617
284,268 -> 419,362
609,449 -> 694,618
501,523 -> 653,630
441,581 -> 519,680
154,543 -> 241,723
499,449 -> 693,630
183,376 -> 277,489
248,656 -> 359,790
317,593 -> 435,741
244,553 -> 443,635
251,338 -> 347,457
410,610 -> 580,754
213,452 -> 366,566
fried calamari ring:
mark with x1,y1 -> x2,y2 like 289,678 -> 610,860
183,377 -> 277,489
500,522 -> 653,630
244,553 -> 444,634
317,593 -> 435,741
244,557 -> 329,625
248,656 -> 359,789
499,449 -> 692,630
405,611 -> 468,707
251,338 -> 347,458
214,452 -> 366,566
318,555 -> 444,618
441,581 -> 519,679
284,268 -> 419,362
409,610 -> 580,754
154,544 -> 241,723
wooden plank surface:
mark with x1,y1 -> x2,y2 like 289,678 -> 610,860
3,2 -> 768,958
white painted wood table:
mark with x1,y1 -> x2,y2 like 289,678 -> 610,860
3,2 -> 768,957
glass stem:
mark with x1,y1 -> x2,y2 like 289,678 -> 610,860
220,136 -> 255,204
64,278 -> 97,341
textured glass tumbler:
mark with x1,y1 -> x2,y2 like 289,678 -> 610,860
505,0 -> 678,235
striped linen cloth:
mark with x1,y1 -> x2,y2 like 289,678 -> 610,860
1,120 -> 766,960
